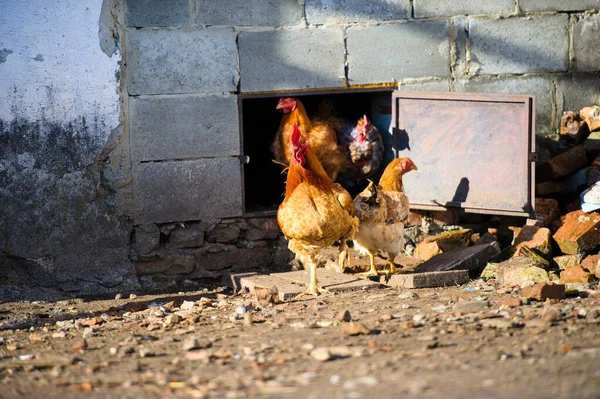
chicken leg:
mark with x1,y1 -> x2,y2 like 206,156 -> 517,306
359,251 -> 379,277
295,255 -> 329,298
385,251 -> 398,275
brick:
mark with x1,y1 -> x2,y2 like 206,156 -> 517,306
535,145 -> 588,183
245,218 -> 280,241
134,158 -> 243,224
496,257 -> 550,287
414,0 -> 514,18
399,80 -> 451,92
239,28 -> 345,92
193,247 -> 271,276
126,28 -> 238,95
133,224 -> 160,255
520,0 -> 600,11
415,241 -> 501,277
468,15 -> 569,75
553,210 -> 600,255
535,198 -> 561,228
125,0 -> 190,27
415,228 -> 473,260
407,211 -> 423,227
377,270 -> 469,288
305,0 -> 410,24
522,282 -> 566,301
346,21 -> 450,85
573,14 -> 600,72
554,254 -> 584,270
454,75 -> 554,137
581,254 -> 600,277
498,297 -> 522,308
512,226 -> 553,258
207,221 -> 245,243
556,76 -> 600,128
431,210 -> 460,225
222,272 -> 258,293
560,266 -> 596,284
129,95 -> 240,162
196,0 -> 302,26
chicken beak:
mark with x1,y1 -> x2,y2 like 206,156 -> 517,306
411,164 -> 418,171
276,103 -> 283,110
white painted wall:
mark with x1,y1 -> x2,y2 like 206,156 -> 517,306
0,0 -> 120,127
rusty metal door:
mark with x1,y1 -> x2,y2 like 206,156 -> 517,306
392,91 -> 535,217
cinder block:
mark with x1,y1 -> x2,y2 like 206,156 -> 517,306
399,79 -> 450,92
454,75 -> 553,137
520,0 -> 600,11
196,0 -> 302,26
347,21 -> 450,85
468,15 -> 569,75
134,158 -> 242,224
129,94 -> 240,162
556,75 -> 600,132
305,0 -> 410,24
573,14 -> 600,72
126,28 -> 238,95
377,270 -> 470,289
414,0 -> 514,18
239,28 -> 345,92
125,0 -> 190,27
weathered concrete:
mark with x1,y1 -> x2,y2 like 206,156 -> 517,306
573,14 -> 600,73
124,0 -> 190,27
238,28 -> 345,92
133,158 -> 243,224
414,0 -> 514,18
376,270 -> 470,288
196,0 -> 303,26
129,94 -> 240,162
346,21 -> 451,84
454,75 -> 554,137
519,0 -> 600,12
126,28 -> 238,95
305,0 -> 410,24
468,15 -> 569,75
556,75 -> 600,128
0,1 -> 136,296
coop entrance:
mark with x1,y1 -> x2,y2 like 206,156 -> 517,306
241,88 -> 396,215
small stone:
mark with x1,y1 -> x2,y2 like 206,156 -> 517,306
335,310 -> 351,322
398,291 -> 419,299
453,300 -> 490,313
343,376 -> 379,390
341,322 -> 371,336
310,347 -> 332,361
109,347 -> 118,356
28,333 -> 45,343
560,266 -> 595,284
498,297 -> 522,308
481,319 -> 515,330
72,339 -> 88,352
542,307 -> 562,322
129,294 -> 137,300
522,283 -> 566,301
139,348 -> 155,358
180,301 -> 195,310
164,314 -> 181,326
235,306 -> 247,314
185,350 -> 211,362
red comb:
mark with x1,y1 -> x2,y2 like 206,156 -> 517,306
291,123 -> 302,145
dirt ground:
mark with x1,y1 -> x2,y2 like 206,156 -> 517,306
0,271 -> 599,399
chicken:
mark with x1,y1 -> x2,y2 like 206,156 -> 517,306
273,97 -> 348,182
277,123 -> 359,296
337,115 -> 384,194
353,157 -> 418,276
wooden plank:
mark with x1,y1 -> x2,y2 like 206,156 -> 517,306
375,270 -> 470,289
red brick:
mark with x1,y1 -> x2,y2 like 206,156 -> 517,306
431,210 -> 459,226
581,254 -> 600,278
535,198 -> 561,228
498,297 -> 522,308
553,210 -> 600,255
512,226 -> 553,258
521,282 -> 566,301
535,145 -> 588,183
415,229 -> 472,261
559,266 -> 596,284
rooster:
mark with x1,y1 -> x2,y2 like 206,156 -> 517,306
277,124 -> 359,296
353,157 -> 418,276
337,115 -> 384,194
273,97 -> 348,182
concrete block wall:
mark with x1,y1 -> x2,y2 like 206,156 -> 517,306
119,0 -> 600,289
